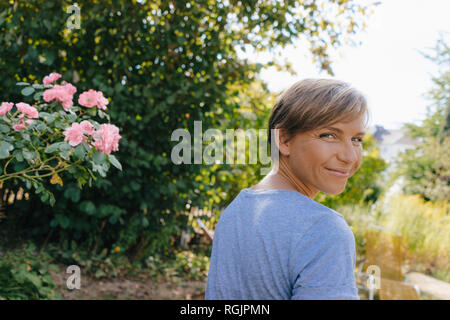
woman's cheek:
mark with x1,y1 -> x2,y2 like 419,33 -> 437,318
353,150 -> 363,173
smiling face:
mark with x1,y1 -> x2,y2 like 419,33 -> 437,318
278,116 -> 366,196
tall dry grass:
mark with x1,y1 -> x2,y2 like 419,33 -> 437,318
338,194 -> 449,282
380,194 -> 449,274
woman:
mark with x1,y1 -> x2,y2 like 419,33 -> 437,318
205,78 -> 368,300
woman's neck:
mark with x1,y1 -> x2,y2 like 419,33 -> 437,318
276,155 -> 318,199
251,156 -> 319,199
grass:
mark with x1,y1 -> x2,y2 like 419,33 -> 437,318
339,194 -> 449,283
380,194 -> 449,280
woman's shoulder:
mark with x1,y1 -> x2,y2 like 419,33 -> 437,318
239,188 -> 344,217
219,188 -> 344,231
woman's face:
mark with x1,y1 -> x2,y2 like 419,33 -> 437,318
279,116 -> 366,195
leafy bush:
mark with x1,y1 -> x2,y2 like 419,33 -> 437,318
335,203 -> 379,258
0,73 -> 122,206
44,242 -> 133,280
0,242 -> 62,300
145,250 -> 210,281
337,195 -> 450,282
0,0 -> 375,263
396,35 -> 449,202
379,194 -> 449,273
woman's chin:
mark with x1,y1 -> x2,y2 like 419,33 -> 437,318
322,184 -> 347,195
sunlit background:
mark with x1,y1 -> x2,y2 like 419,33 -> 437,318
239,0 -> 449,129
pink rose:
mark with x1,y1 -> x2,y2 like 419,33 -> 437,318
13,120 -> 26,131
43,83 -> 77,111
16,102 -> 39,119
63,122 -> 87,147
78,89 -> 97,108
13,118 -> 30,131
92,123 -> 121,155
80,120 -> 95,135
78,89 -> 109,110
96,91 -> 109,110
0,102 -> 13,116
43,73 -> 62,85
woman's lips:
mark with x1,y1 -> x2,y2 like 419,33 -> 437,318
325,168 -> 351,177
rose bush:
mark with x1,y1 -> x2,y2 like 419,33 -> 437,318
0,73 -> 122,206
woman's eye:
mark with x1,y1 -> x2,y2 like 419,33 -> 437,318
319,133 -> 335,139
352,137 -> 363,143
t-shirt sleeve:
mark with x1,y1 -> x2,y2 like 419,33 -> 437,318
290,215 -> 360,300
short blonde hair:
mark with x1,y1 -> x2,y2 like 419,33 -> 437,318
268,78 -> 369,145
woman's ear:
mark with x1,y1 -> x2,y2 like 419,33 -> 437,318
274,126 -> 291,157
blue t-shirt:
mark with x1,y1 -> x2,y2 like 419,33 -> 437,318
205,188 -> 360,300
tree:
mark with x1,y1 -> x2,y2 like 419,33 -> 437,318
0,0 -> 377,261
397,34 -> 450,202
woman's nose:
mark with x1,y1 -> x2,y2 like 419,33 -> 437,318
337,142 -> 359,164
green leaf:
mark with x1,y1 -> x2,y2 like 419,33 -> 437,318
59,142 -> 71,152
63,184 -> 80,203
49,194 -> 56,206
16,82 -> 30,86
109,215 -> 118,224
22,149 -> 36,161
0,123 -> 10,133
39,112 -> 56,124
77,176 -> 87,189
21,132 -> 31,141
0,134 -> 13,142
81,141 -> 92,153
60,216 -> 70,229
79,201 -> 96,215
98,110 -> 106,119
167,95 -> 176,104
35,184 -> 44,194
59,150 -> 70,160
95,269 -> 106,278
93,151 -> 106,164
13,149 -> 24,162
0,141 -> 13,159
91,161 -> 107,177
21,86 -> 35,96
40,192 -> 49,202
43,50 -> 56,65
36,122 -> 48,131
25,273 -> 42,288
49,264 -> 59,273
108,154 -> 122,171
50,219 -> 58,228
54,119 -> 66,129
67,112 -> 77,122
45,142 -> 62,153
32,83 -> 45,89
73,144 -> 86,160
130,181 -> 140,191
33,92 -> 43,101
43,19 -> 52,31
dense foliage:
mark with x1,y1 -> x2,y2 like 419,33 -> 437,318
397,35 -> 450,202
0,74 -> 123,207
0,0 -> 376,263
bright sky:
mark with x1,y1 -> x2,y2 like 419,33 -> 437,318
238,0 -> 450,130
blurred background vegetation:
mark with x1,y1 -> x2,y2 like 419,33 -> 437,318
0,0 -> 448,299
